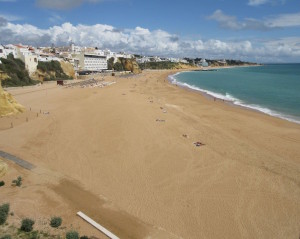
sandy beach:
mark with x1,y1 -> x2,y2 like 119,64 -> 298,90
0,70 -> 300,238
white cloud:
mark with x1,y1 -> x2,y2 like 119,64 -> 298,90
248,0 -> 269,6
49,14 -> 64,24
248,0 -> 285,6
0,20 -> 299,62
208,10 -> 242,30
36,0 -> 103,9
0,13 -> 22,21
208,10 -> 300,30
266,12 -> 300,27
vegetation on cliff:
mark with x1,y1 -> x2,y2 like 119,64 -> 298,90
206,59 -> 257,67
37,60 -> 72,81
0,54 -> 38,87
138,61 -> 192,70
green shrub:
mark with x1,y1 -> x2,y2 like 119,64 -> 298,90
50,216 -> 62,228
66,230 -> 79,239
20,218 -> 35,232
0,203 -> 10,225
0,181 -> 5,187
80,236 -> 89,239
107,57 -> 114,70
113,62 -> 124,71
12,176 -> 22,187
0,235 -> 11,239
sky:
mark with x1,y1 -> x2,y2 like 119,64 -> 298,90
0,0 -> 300,62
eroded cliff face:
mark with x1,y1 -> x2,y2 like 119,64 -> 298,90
31,61 -> 75,82
0,84 -> 24,116
60,61 -> 76,78
121,58 -> 142,74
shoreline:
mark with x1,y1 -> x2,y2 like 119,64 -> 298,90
1,70 -> 300,239
168,67 -> 300,125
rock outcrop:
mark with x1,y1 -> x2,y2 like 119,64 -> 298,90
0,84 -> 24,116
121,58 -> 142,74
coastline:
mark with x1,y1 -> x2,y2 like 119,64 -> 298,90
1,70 -> 300,239
168,66 -> 300,125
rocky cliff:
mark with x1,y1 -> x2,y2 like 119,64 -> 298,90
60,61 -> 76,78
32,60 -> 74,82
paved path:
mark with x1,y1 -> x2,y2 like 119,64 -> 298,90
0,150 -> 35,170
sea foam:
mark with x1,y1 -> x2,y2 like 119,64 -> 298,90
169,72 -> 300,124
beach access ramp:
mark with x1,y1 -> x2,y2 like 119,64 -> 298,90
0,150 -> 35,170
77,211 -> 120,239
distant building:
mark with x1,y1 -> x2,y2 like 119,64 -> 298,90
0,45 -> 5,59
200,59 -> 209,67
218,59 -> 227,65
38,53 -> 61,62
71,43 -> 81,54
0,44 -> 17,59
14,44 -> 32,60
179,59 -> 189,64
136,57 -> 150,64
79,53 -> 107,71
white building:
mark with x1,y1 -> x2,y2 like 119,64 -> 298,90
169,58 -> 180,63
14,44 -> 32,60
38,54 -> 62,62
179,59 -> 189,64
200,59 -> 208,67
103,50 -> 132,62
218,59 -> 227,65
71,43 -> 82,54
136,56 -> 151,64
79,53 -> 107,71
24,55 -> 38,75
0,44 -> 17,59
0,45 -> 5,59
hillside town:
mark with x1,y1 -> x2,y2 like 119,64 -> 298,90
0,43 -> 195,77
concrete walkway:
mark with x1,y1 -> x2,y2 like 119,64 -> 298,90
0,150 -> 35,170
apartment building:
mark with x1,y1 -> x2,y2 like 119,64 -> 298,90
79,53 -> 107,71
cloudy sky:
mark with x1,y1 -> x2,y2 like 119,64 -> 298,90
0,0 -> 300,62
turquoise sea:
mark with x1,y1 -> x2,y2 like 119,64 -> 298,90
170,64 -> 300,124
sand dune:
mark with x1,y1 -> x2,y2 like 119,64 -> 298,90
0,71 -> 300,238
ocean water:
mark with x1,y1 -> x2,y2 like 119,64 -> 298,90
170,64 -> 300,124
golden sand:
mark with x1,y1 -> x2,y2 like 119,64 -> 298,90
0,70 -> 300,238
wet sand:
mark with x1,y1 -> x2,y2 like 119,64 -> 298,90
0,70 -> 300,238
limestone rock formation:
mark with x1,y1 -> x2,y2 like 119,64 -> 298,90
121,58 -> 142,74
0,84 -> 24,116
